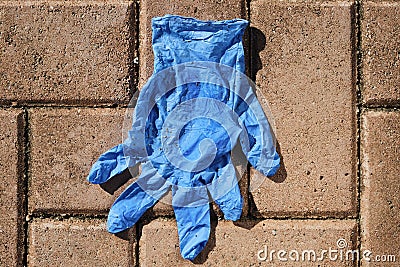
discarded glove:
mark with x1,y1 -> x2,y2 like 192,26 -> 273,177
88,15 -> 280,261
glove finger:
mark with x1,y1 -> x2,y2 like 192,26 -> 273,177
107,162 -> 170,233
87,144 -> 131,184
238,94 -> 281,177
214,183 -> 243,221
173,204 -> 210,261
210,163 -> 243,221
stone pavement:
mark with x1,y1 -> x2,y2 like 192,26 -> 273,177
0,0 -> 399,266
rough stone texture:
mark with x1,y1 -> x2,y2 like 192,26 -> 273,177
0,110 -> 24,267
140,219 -> 358,266
0,2 -> 134,105
362,2 -> 400,106
0,0 -> 398,265
138,0 -> 246,87
361,111 -> 400,266
249,1 -> 357,217
29,108 -> 129,213
28,218 -> 134,267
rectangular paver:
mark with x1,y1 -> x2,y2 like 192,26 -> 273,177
361,111 -> 400,266
249,1 -> 357,217
362,2 -> 400,106
28,218 -> 134,266
0,109 -> 24,267
140,219 -> 358,266
29,108 -> 128,213
138,0 -> 246,87
0,2 -> 134,104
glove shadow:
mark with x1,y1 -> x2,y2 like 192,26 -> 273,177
99,166 -> 139,195
114,227 -> 134,241
248,141 -> 287,220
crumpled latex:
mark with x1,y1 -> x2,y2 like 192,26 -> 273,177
87,15 -> 280,260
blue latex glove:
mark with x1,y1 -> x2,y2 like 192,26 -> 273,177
88,15 -> 280,260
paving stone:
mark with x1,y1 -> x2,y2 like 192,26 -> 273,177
138,0 -> 246,87
362,2 -> 400,106
28,218 -> 134,266
0,109 -> 24,267
361,111 -> 400,266
140,218 -> 358,266
249,0 -> 357,217
29,108 -> 129,213
0,2 -> 134,105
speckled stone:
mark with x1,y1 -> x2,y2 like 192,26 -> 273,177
140,219 -> 357,266
362,2 -> 400,106
0,109 -> 24,267
0,2 -> 133,105
29,108 -> 129,213
361,111 -> 400,266
249,0 -> 357,218
28,218 -> 134,266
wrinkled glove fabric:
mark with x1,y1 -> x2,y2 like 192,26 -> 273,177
88,15 -> 280,261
